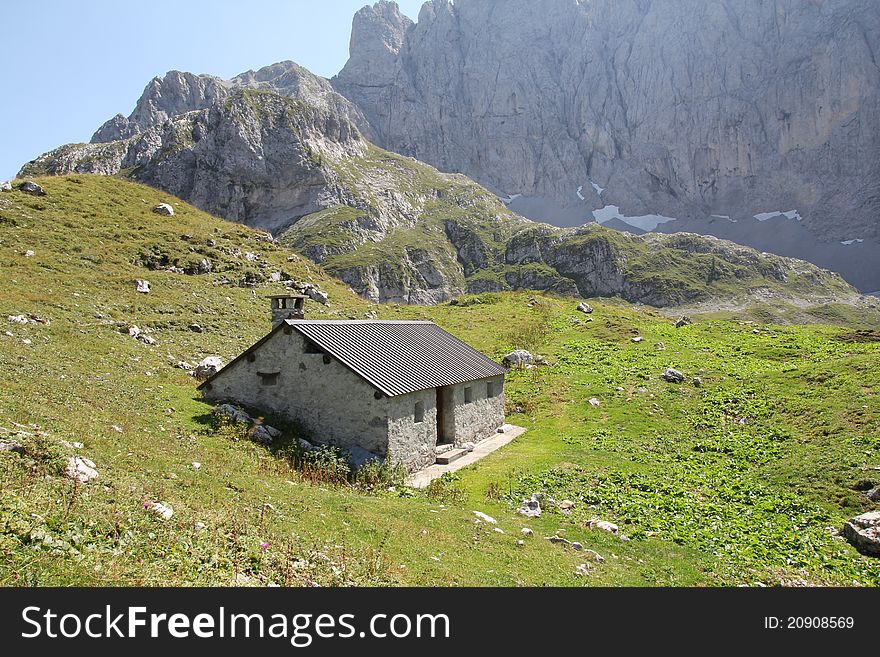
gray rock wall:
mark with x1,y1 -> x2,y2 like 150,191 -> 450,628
441,376 -> 505,446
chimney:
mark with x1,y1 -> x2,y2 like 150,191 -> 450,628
270,294 -> 305,329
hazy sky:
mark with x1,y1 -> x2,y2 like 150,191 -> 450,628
0,0 -> 425,180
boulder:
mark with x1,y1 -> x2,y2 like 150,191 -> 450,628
517,493 -> 542,517
674,316 -> 693,328
189,323 -> 204,333
144,501 -> 174,520
473,511 -> 497,524
153,203 -> 174,216
213,403 -> 252,424
662,368 -> 685,383
306,288 -> 329,305
588,397 -> 601,407
588,518 -> 619,534
193,356 -> 224,378
521,528 -> 534,536
7,315 -> 28,324
137,334 -> 157,345
866,486 -> 880,502
576,302 -> 593,314
0,181 -> 11,192
631,336 -> 644,343
502,349 -> 533,368
250,423 -> 281,446
24,250 -> 35,257
19,181 -> 44,195
0,441 -> 24,454
135,279 -> 150,294
64,456 -> 98,483
693,377 -> 702,387
842,511 -> 880,556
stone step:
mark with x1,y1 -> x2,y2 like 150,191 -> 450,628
435,448 -> 467,465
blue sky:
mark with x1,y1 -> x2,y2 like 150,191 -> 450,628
0,0 -> 424,180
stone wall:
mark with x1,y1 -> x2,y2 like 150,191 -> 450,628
386,388 -> 438,472
203,329 -> 390,455
443,375 -> 506,446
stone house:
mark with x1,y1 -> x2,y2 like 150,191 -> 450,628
198,296 -> 506,472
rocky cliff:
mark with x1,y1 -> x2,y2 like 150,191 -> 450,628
332,0 -> 880,288
21,86 -> 858,307
92,61 -> 371,144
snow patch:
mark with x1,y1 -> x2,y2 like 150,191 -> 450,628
576,186 -> 585,201
499,193 -> 522,205
592,205 -> 677,231
710,214 -> 736,222
589,179 -> 605,196
754,210 -> 802,222
841,239 -> 864,245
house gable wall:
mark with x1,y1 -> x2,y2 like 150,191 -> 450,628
203,330 -> 389,455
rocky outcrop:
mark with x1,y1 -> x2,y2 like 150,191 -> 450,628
333,0 -> 880,287
92,62 -> 370,143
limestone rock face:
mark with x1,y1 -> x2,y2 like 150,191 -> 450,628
333,0 -> 880,261
91,62 -> 370,144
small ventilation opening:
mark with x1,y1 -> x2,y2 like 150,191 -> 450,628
258,371 -> 279,386
414,401 -> 424,423
464,386 -> 473,403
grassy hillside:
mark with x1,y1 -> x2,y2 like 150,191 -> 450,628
1,176 -> 878,586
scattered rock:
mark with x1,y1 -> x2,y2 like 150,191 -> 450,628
842,511 -> 880,556
502,349 -> 533,368
587,518 -> 619,534
111,425 -> 123,433
521,528 -> 534,536
19,181 -> 44,195
497,426 -> 505,433
306,288 -> 329,305
631,336 -> 644,343
571,541 -> 584,550
191,462 -> 201,470
517,493 -> 542,517
576,302 -> 593,314
298,438 -> 318,451
152,203 -> 174,216
21,338 -> 32,345
473,511 -> 497,524
584,549 -> 606,563
193,356 -> 223,378
575,563 -> 591,576
64,456 -> 98,483
853,479 -> 876,492
135,279 -> 150,294
24,250 -> 35,257
61,440 -> 84,449
250,423 -> 281,446
174,361 -> 193,371
546,535 -> 571,545
7,315 -> 28,324
194,522 -> 206,532
189,324 -> 204,333
693,377 -> 702,387
493,527 -> 505,534
662,368 -> 685,383
0,441 -> 24,454
588,397 -> 601,407
675,316 -> 693,328
516,539 -> 525,546
867,486 -> 880,502
460,441 -> 475,452
137,334 -> 157,345
213,403 -> 252,424
0,181 -> 11,192
144,501 -> 174,520
559,500 -> 576,510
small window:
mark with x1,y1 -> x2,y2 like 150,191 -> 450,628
258,371 -> 279,386
414,401 -> 424,423
304,338 -> 325,355
487,381 -> 495,397
464,386 -> 473,403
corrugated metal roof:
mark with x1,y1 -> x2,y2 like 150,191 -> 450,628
287,320 -> 506,397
